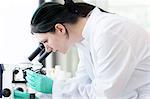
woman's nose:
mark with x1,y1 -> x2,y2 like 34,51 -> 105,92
43,44 -> 52,52
47,47 -> 52,52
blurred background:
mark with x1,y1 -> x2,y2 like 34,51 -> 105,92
0,0 -> 150,76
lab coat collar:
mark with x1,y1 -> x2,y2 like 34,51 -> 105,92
76,7 -> 103,48
81,7 -> 103,41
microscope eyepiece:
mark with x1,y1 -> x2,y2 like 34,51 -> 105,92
28,43 -> 52,63
28,43 -> 45,61
38,51 -> 52,63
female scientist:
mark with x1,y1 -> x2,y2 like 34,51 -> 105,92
14,0 -> 150,99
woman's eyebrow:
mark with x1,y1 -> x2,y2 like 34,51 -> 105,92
40,40 -> 47,43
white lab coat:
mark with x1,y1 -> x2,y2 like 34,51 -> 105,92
51,7 -> 150,99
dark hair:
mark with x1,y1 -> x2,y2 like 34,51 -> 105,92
31,1 -> 107,34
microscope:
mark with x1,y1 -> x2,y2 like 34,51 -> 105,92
12,43 -> 52,99
12,43 -> 52,82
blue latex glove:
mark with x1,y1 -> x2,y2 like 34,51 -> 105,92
14,90 -> 38,99
26,70 -> 53,94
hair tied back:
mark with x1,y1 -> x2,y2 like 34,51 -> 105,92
64,0 -> 78,14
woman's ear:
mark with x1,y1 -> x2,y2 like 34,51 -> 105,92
55,23 -> 66,35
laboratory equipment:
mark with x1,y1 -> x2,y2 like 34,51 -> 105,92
28,43 -> 52,63
0,64 -> 11,98
10,42 -> 52,99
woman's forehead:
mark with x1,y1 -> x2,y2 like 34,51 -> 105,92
34,33 -> 49,37
34,33 -> 49,41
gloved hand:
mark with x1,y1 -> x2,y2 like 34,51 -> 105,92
26,70 -> 53,94
14,90 -> 38,99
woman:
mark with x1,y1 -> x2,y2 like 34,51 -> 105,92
14,0 -> 150,99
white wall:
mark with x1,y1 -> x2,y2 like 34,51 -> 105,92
108,0 -> 150,32
83,0 -> 108,10
0,0 -> 39,64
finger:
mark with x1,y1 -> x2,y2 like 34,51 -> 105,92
14,90 -> 23,95
27,83 -> 40,92
25,76 -> 35,86
14,97 -> 22,99
26,70 -> 36,77
14,96 -> 24,99
26,70 -> 41,78
26,74 -> 34,79
26,73 -> 41,83
27,82 -> 36,89
14,90 -> 26,98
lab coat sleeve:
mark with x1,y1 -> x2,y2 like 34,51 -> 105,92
92,30 -> 137,99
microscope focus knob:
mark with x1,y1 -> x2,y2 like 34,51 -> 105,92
16,87 -> 24,92
2,88 -> 11,97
